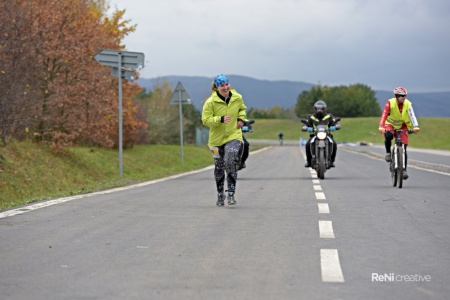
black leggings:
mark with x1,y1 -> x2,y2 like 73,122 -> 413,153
213,140 -> 242,194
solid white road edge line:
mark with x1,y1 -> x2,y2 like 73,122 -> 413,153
0,165 -> 215,219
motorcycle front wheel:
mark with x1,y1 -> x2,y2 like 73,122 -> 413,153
317,148 -> 326,179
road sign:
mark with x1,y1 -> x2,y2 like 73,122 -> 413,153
169,82 -> 192,104
93,49 -> 145,177
169,82 -> 193,166
93,49 -> 145,68
111,67 -> 136,81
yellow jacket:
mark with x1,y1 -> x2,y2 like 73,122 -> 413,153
385,98 -> 419,129
201,88 -> 247,147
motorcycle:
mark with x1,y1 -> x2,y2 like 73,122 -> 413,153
301,117 -> 341,179
238,120 -> 255,170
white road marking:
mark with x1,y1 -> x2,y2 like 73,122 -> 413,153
315,192 -> 326,200
319,220 -> 335,238
0,165 -> 215,219
313,185 -> 322,191
302,147 -> 345,284
318,203 -> 330,214
320,249 -> 345,282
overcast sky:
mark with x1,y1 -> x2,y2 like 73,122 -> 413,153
109,0 -> 450,92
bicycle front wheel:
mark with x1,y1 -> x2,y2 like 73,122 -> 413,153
391,152 -> 397,187
397,147 -> 404,188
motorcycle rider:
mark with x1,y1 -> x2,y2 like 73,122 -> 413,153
302,100 -> 341,168
378,86 -> 420,180
239,135 -> 249,170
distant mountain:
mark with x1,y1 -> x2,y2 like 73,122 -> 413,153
138,75 -> 313,110
138,75 -> 450,117
375,91 -> 449,117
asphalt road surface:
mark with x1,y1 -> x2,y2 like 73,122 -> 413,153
1,144 -> 449,300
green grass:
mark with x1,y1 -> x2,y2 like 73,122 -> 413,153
249,117 -> 450,150
0,142 -> 213,209
1,117 -> 448,209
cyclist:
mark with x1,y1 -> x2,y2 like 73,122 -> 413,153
302,100 -> 340,168
378,87 -> 420,180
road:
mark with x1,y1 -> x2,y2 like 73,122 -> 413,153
1,144 -> 449,299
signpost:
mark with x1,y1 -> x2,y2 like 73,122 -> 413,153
93,49 -> 145,177
169,82 -> 192,166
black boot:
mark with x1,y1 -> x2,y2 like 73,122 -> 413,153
216,193 -> 225,206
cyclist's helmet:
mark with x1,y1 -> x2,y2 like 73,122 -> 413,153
393,87 -> 407,96
314,100 -> 327,118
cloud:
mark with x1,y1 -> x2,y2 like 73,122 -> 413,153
110,0 -> 450,92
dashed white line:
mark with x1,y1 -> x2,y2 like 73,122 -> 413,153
318,203 -> 330,214
320,249 -> 345,282
315,192 -> 326,200
319,220 -> 335,238
313,185 -> 322,191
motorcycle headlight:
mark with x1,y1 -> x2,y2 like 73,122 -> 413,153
317,132 -> 327,139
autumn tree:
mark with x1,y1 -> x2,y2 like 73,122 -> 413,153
0,0 -> 145,148
0,0 -> 40,145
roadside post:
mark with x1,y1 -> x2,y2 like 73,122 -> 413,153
93,49 -> 145,177
169,82 -> 192,166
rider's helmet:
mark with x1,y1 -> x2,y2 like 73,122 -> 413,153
393,87 -> 407,96
314,100 -> 327,118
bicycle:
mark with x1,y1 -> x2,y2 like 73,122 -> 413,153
389,129 -> 414,188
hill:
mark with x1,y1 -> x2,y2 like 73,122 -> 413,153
138,75 -> 450,117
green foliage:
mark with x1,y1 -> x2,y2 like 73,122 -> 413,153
247,106 -> 296,119
250,117 -> 450,151
295,84 -> 381,118
136,82 -> 202,144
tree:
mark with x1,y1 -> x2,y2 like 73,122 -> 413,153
0,0 -> 145,148
295,84 -> 381,118
0,0 -> 40,145
137,82 -> 202,145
